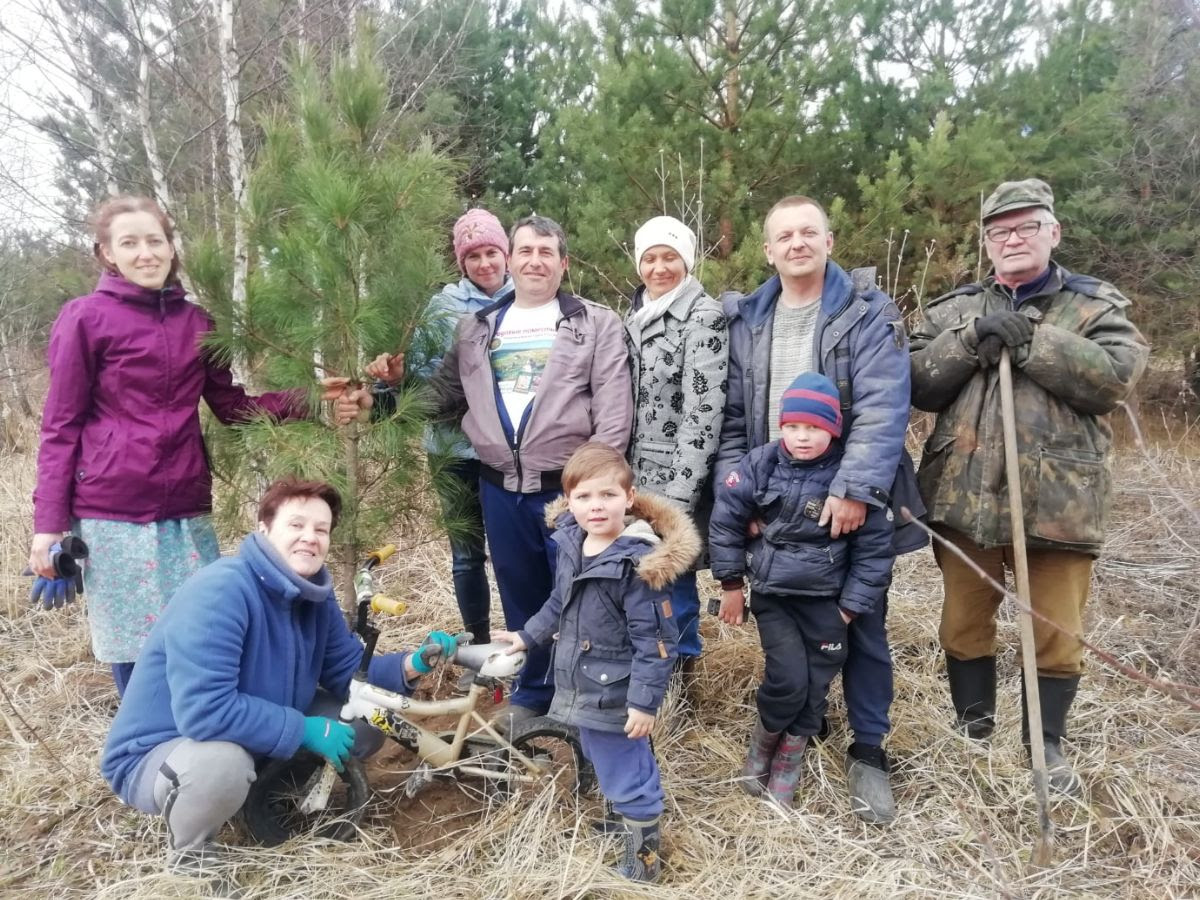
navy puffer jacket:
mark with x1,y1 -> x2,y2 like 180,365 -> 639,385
519,492 -> 701,733
709,441 -> 896,616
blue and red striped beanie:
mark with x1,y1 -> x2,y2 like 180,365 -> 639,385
779,372 -> 843,437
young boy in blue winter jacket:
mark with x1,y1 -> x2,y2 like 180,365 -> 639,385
709,373 -> 896,810
496,442 -> 700,882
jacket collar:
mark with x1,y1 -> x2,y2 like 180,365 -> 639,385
740,261 -> 854,327
544,490 -> 702,590
774,439 -> 843,470
984,261 -> 1066,306
628,277 -> 705,343
95,271 -> 186,307
474,289 -> 585,322
451,274 -> 513,307
240,532 -> 336,605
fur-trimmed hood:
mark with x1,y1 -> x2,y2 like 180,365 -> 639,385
543,490 -> 701,591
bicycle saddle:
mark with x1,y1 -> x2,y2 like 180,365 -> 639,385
453,642 -> 527,678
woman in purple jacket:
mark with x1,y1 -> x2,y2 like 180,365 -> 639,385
28,195 -> 307,695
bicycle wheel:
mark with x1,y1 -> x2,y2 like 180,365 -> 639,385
241,752 -> 370,847
503,717 -> 596,802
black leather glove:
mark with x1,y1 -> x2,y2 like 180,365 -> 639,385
974,311 -> 1034,348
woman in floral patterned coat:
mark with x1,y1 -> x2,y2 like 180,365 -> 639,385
623,215 -> 728,669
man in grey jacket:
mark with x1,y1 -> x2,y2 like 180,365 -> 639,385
717,195 -> 920,825
432,215 -> 633,730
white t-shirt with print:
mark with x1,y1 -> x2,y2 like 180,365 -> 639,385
490,299 -> 560,431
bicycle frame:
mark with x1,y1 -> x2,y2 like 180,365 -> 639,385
341,676 -> 546,784
334,546 -> 545,785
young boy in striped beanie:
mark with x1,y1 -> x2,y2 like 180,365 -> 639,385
707,372 -> 898,810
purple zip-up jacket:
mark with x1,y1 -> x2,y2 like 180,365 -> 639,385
33,273 -> 306,532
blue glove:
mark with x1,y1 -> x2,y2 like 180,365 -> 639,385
411,630 -> 458,674
31,575 -> 77,609
300,716 -> 355,772
27,539 -> 86,610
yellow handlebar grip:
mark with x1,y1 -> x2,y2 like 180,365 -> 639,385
367,545 -> 397,566
370,594 -> 407,616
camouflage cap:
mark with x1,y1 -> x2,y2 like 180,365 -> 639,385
981,178 -> 1055,222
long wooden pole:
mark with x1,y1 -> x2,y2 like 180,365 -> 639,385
998,348 -> 1054,867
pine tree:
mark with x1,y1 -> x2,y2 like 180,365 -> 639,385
196,32 -> 459,601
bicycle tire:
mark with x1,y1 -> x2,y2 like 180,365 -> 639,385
503,716 -> 596,802
241,753 -> 370,847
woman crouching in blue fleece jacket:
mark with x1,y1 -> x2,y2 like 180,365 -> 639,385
101,476 -> 456,872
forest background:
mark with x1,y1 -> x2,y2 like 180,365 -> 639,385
0,3 -> 1198,897
0,0 -> 1197,386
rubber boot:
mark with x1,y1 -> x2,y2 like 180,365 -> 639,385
946,655 -> 997,740
1022,674 -> 1082,796
739,718 -> 782,797
616,817 -> 661,882
764,733 -> 808,810
589,800 -> 627,835
845,742 -> 895,825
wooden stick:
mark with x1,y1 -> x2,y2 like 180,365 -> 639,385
998,348 -> 1055,868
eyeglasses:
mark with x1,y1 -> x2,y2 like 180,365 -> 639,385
984,220 -> 1052,243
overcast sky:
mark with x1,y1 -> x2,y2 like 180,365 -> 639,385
0,1 -> 76,234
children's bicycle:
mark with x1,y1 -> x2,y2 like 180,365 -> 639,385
241,545 -> 595,846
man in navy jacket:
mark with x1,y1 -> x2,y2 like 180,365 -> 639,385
717,195 -> 921,825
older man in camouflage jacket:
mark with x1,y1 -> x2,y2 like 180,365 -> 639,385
909,178 -> 1149,794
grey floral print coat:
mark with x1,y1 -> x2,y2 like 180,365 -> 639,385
624,276 -> 728,518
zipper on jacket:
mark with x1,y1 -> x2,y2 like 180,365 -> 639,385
157,287 -> 173,514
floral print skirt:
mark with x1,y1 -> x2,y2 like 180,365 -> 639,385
75,516 -> 220,663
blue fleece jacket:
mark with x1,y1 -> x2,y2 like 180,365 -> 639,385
101,533 -> 411,803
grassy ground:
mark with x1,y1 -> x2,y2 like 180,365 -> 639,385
0,416 -> 1197,899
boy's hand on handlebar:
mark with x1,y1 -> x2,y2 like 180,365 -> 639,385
624,708 -> 656,739
493,631 -> 527,655
719,588 -> 747,625
300,716 -> 355,772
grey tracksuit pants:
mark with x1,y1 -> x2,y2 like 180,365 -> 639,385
123,690 -> 383,854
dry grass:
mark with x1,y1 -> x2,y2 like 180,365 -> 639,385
1,417 -> 1198,899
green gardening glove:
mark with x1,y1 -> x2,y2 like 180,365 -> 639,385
300,716 -> 355,772
411,630 -> 459,674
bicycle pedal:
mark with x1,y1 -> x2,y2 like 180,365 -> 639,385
403,763 -> 435,799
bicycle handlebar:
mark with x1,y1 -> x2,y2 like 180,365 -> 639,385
364,545 -> 396,569
370,595 -> 407,616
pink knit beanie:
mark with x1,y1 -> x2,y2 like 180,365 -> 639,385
452,209 -> 508,272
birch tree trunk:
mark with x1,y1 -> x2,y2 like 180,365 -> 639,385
137,44 -> 172,211
214,0 -> 250,381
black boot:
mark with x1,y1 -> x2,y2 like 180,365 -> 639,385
1022,674 -> 1082,796
672,655 -> 699,711
617,817 -> 661,882
946,655 -> 996,740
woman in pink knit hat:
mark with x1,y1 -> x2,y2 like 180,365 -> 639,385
363,209 -> 512,673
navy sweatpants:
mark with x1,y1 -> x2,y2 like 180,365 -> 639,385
579,726 -> 664,820
843,592 -> 893,747
478,478 -> 558,713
